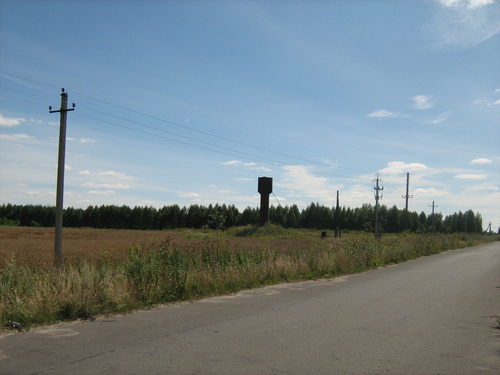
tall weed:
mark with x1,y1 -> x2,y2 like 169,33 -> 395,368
1,232 -> 497,329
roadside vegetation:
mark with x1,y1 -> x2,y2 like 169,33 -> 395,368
1,224 -> 498,330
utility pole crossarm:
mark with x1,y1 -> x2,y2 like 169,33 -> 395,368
50,88 -> 75,266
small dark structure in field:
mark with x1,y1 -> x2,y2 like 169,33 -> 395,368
258,177 -> 273,226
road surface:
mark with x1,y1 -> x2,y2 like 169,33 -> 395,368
1,242 -> 499,374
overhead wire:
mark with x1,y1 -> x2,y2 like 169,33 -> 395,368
1,72 -> 374,175
0,88 -> 366,180
73,111 -> 368,181
1,72 -> 378,182
1,73 -> 417,209
271,192 -> 315,236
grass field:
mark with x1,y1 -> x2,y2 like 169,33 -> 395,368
0,226 -> 323,265
1,225 -> 498,330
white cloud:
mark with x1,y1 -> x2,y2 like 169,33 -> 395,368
435,0 -> 495,9
78,170 -> 91,175
469,185 -> 499,191
79,138 -> 97,144
454,173 -> 487,180
470,157 -> 492,164
98,171 -> 135,179
87,190 -> 115,196
380,161 -> 428,175
428,0 -> 500,48
366,110 -> 408,119
250,166 -> 272,172
412,95 -> 434,109
413,187 -> 449,196
488,99 -> 500,106
178,192 -> 200,198
235,178 -> 253,181
222,160 -> 241,166
279,165 -> 340,203
422,110 -> 452,124
0,133 -> 34,140
82,182 -> 131,189
0,114 -> 26,127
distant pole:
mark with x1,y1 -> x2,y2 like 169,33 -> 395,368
429,201 -> 438,233
50,89 -> 75,266
401,172 -> 413,230
373,174 -> 384,239
335,190 -> 341,238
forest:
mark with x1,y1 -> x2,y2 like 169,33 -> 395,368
0,202 -> 485,234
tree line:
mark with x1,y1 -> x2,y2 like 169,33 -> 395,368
0,203 -> 485,234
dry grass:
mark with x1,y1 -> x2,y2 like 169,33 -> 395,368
0,226 -> 329,266
1,226 -> 497,330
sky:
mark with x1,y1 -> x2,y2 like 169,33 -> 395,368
0,0 -> 499,230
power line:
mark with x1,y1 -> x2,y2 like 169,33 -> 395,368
0,85 -> 53,101
73,112 -> 367,181
0,93 -> 48,107
1,72 -> 373,176
0,86 -> 370,180
0,72 -> 61,90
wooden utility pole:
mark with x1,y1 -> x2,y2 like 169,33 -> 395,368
50,89 -> 75,266
373,174 -> 384,239
335,190 -> 341,238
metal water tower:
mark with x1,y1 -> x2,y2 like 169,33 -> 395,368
258,177 -> 272,225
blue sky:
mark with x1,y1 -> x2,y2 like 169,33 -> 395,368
1,0 -> 499,230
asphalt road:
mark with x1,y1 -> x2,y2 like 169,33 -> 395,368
1,242 -> 499,375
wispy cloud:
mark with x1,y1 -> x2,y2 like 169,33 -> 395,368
222,160 -> 241,166
0,133 -> 34,140
366,110 -> 408,119
454,173 -> 487,180
98,171 -> 135,180
470,157 -> 492,164
87,190 -> 116,196
178,192 -> 200,198
427,0 -> 500,48
413,187 -> 449,196
0,114 -> 26,127
79,138 -> 97,144
412,95 -> 434,110
422,110 -> 452,124
250,166 -> 272,172
82,182 -> 131,189
222,160 -> 270,171
436,0 -> 495,9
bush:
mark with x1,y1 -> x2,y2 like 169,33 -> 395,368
0,217 -> 20,226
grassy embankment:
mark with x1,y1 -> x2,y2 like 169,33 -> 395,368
1,224 -> 498,330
